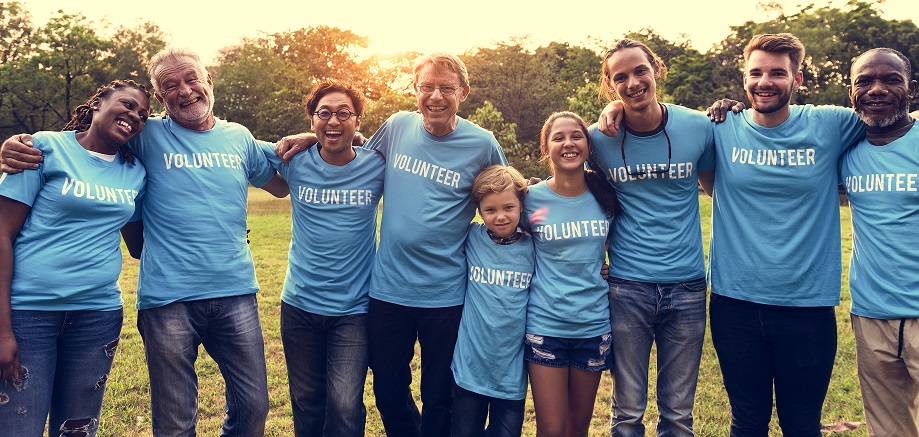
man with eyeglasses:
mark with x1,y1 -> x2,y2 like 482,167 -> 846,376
589,39 -> 715,437
278,52 -> 506,437
1,47 -> 290,435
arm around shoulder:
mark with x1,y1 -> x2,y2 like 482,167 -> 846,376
1,134 -> 42,174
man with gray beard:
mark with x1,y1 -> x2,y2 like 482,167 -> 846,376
838,47 -> 919,437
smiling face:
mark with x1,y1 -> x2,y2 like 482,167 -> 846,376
89,87 -> 150,152
414,63 -> 469,136
605,47 -> 661,113
544,116 -> 589,175
479,188 -> 522,239
850,50 -> 916,132
153,56 -> 215,131
744,50 -> 802,124
311,91 -> 360,165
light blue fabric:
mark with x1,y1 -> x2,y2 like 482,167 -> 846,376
365,111 -> 507,307
128,117 -> 276,309
709,105 -> 864,306
524,181 -> 612,338
268,146 -> 384,316
589,103 -> 714,282
840,124 -> 919,319
451,223 -> 535,400
0,131 -> 145,311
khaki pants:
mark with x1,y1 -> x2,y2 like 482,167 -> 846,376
852,314 -> 919,437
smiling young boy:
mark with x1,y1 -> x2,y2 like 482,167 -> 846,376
450,165 -> 535,437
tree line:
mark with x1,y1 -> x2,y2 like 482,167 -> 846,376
2,1 -> 917,178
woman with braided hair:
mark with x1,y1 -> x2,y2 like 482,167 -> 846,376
0,80 -> 149,437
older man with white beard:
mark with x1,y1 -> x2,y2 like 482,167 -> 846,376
1,47 -> 289,436
839,47 -> 919,437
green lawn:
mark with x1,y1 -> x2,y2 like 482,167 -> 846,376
100,189 -> 865,436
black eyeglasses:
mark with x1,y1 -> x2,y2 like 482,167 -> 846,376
313,109 -> 356,121
620,104 -> 672,177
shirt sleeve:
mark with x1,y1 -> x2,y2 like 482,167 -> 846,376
245,136 -> 278,188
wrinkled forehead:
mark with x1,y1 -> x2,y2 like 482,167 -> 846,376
852,51 -> 909,79
414,63 -> 463,85
155,56 -> 207,80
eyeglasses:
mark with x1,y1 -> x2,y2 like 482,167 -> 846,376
620,104 -> 672,177
313,109 -> 356,121
417,85 -> 461,95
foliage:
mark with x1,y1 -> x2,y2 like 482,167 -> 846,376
0,5 -> 166,137
467,101 -> 546,180
361,88 -> 416,137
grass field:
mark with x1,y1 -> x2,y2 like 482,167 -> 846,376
98,188 -> 866,436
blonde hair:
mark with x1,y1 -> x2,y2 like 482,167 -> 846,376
413,53 -> 469,88
471,165 -> 528,206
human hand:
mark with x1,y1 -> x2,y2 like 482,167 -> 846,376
1,134 -> 41,174
275,133 -> 319,164
706,99 -> 744,122
599,101 -> 625,137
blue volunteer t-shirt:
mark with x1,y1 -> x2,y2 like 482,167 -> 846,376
710,105 -> 864,306
366,111 -> 507,307
268,146 -> 384,316
524,181 -> 612,338
589,103 -> 714,283
129,117 -> 276,309
452,223 -> 535,400
0,131 -> 145,311
840,124 -> 919,319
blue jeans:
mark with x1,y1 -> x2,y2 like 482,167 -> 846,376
279,302 -> 368,437
710,293 -> 837,437
137,294 -> 269,437
367,298 -> 463,437
607,277 -> 707,437
0,309 -> 122,437
450,382 -> 524,437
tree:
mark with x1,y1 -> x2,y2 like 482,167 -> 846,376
213,42 -> 309,141
0,2 -> 34,133
361,88 -> 416,137
101,20 -> 168,95
468,101 -> 546,180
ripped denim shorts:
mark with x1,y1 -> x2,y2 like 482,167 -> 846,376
523,332 -> 613,372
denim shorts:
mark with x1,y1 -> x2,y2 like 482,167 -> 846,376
523,332 -> 613,372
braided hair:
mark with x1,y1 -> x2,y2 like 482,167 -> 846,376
63,80 -> 151,165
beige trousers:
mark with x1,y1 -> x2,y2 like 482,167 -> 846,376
852,314 -> 919,437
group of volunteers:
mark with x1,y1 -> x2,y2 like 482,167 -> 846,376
0,29 -> 915,437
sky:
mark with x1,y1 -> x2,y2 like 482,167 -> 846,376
21,0 -> 919,64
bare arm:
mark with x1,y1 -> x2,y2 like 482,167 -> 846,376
260,172 -> 290,198
273,132 -> 366,164
1,135 -> 42,174
274,133 -> 319,164
120,220 -> 144,259
698,170 -> 715,197
0,196 -> 30,381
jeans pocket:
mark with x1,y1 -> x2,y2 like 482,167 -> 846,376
678,277 -> 708,293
